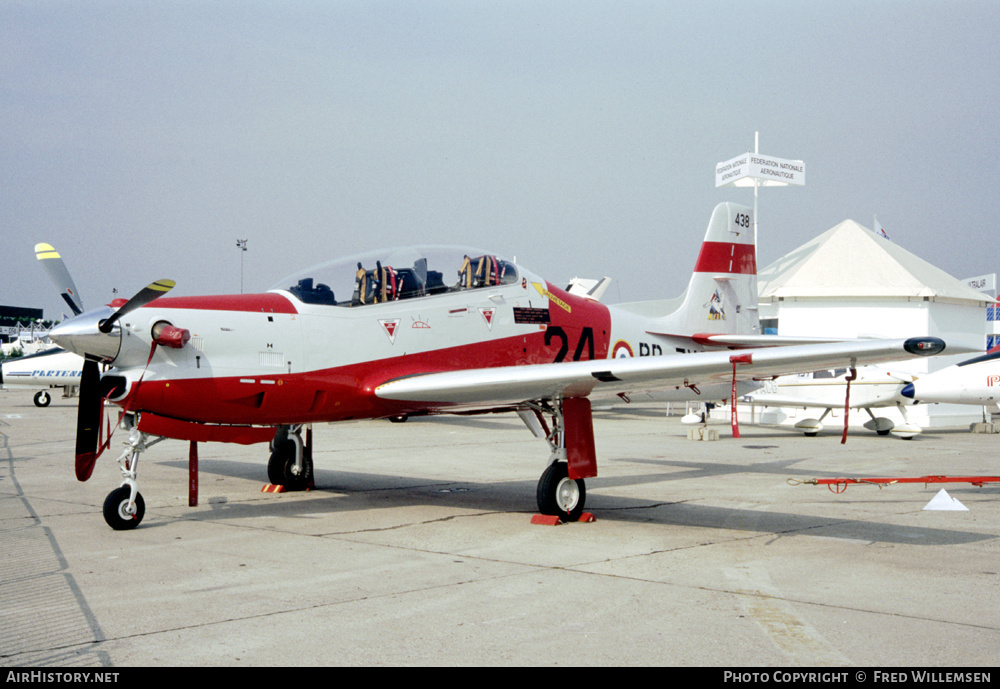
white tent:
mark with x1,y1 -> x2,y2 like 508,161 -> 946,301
753,219 -> 989,429
759,220 -> 990,304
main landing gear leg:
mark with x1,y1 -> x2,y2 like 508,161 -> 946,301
268,424 -> 314,491
103,424 -> 164,530
531,397 -> 596,522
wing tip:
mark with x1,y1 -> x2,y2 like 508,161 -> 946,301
903,337 -> 946,356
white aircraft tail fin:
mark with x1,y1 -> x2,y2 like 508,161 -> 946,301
650,202 -> 759,343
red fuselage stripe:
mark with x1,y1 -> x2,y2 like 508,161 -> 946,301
693,241 -> 756,275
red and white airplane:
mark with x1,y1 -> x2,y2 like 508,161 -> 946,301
47,203 -> 956,529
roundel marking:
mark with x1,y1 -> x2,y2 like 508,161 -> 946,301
612,340 -> 634,358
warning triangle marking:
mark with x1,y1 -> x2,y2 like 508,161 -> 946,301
479,308 -> 495,330
379,319 -> 400,344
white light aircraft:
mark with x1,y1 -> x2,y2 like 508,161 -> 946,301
45,203 -> 958,530
901,345 -> 1000,410
743,365 -> 923,439
0,347 -> 84,406
0,244 -> 88,406
746,345 -> 1000,439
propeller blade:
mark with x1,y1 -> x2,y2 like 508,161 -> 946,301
99,279 -> 176,333
75,359 -> 104,481
35,243 -> 85,315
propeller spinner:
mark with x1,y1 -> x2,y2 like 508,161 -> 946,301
47,278 -> 176,481
49,279 -> 176,362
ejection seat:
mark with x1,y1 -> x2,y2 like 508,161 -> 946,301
457,254 -> 504,289
290,278 -> 336,305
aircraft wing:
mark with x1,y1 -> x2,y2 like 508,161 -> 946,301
376,337 -> 953,409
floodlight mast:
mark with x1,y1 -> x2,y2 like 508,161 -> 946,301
236,239 -> 248,294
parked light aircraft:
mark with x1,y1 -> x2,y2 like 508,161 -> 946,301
746,345 -> 1000,439
0,347 -> 84,406
901,345 -> 1000,409
46,203 -> 957,530
0,244 -> 88,406
743,366 -> 923,439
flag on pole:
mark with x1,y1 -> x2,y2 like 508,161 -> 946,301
874,216 -> 890,241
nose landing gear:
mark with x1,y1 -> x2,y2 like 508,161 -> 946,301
102,424 -> 163,530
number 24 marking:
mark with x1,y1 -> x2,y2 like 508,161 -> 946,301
545,326 -> 595,362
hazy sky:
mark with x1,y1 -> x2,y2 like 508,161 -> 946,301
3,1 -> 998,319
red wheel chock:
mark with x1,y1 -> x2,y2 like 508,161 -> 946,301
530,512 -> 596,526
261,482 -> 313,493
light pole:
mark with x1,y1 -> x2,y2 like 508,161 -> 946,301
236,239 -> 248,294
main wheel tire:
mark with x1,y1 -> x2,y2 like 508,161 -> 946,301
33,390 -> 51,407
536,461 -> 586,522
103,486 -> 145,530
267,439 -> 313,491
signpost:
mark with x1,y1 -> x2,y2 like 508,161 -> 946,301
715,132 -> 805,247
716,134 -> 804,427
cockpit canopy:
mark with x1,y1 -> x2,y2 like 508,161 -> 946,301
270,245 -> 518,306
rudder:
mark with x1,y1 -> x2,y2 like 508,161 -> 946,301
659,202 -> 758,340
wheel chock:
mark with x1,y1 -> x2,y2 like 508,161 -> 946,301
531,514 -> 562,526
261,483 -> 313,493
530,512 -> 596,526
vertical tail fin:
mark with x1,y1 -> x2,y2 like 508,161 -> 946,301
658,202 -> 759,341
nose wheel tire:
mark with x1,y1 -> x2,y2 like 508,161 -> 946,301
537,462 -> 586,522
33,390 -> 51,407
267,439 -> 313,491
103,486 -> 145,530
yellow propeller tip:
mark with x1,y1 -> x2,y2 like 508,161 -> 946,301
35,243 -> 61,259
